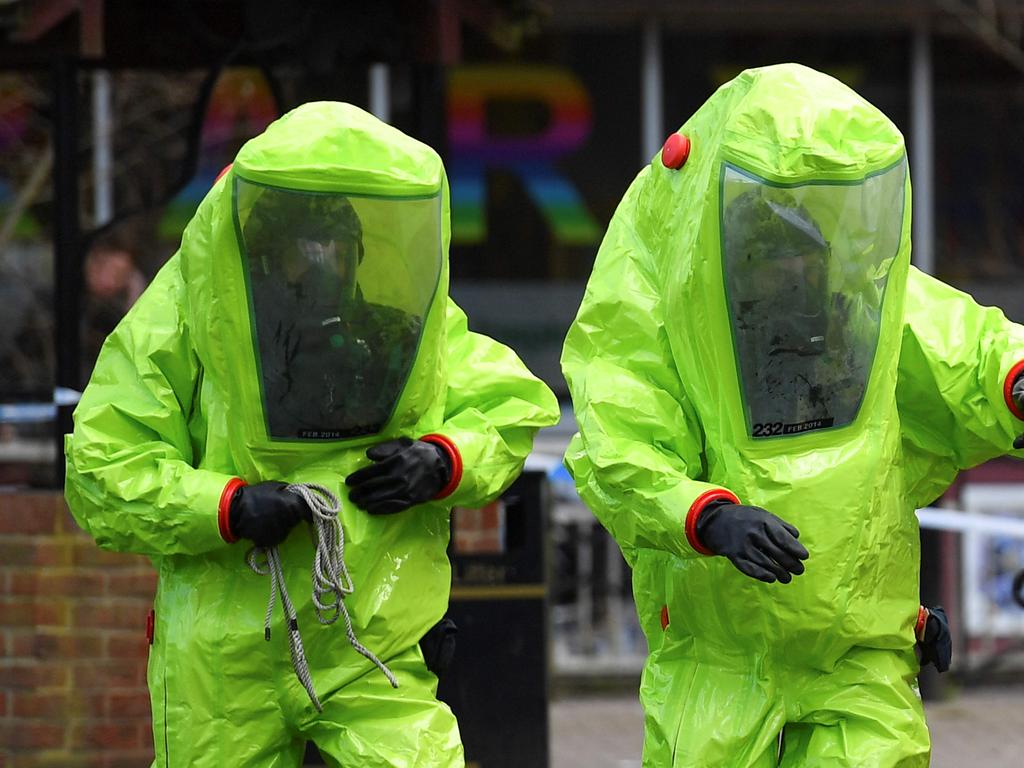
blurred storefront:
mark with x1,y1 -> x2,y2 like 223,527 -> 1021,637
3,2 -> 1024,763
5,2 -> 1024,458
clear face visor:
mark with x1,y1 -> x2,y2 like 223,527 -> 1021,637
234,179 -> 442,439
721,161 -> 906,438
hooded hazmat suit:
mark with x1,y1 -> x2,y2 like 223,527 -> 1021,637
561,64 -> 1024,767
65,102 -> 559,767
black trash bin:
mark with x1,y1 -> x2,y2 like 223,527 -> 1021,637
438,469 -> 551,768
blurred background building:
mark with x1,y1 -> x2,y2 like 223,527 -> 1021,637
2,1 -> 1024,766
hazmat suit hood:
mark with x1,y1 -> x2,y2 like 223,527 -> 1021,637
180,102 -> 450,476
662,65 -> 909,447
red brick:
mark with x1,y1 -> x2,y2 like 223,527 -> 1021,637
0,541 -> 41,567
29,691 -> 107,719
99,750 -> 155,768
0,540 -> 75,568
72,542 -> 143,569
0,662 -> 69,689
72,602 -> 151,631
11,752 -> 93,768
105,571 -> 157,598
39,540 -> 76,567
106,692 -> 151,718
4,569 -> 40,598
0,600 -> 68,628
68,721 -> 142,750
139,722 -> 154,751
7,633 -> 24,658
10,632 -> 105,660
56,503 -> 88,536
9,570 -> 106,598
0,505 -> 57,536
106,634 -> 150,660
0,720 -> 65,749
11,693 -> 72,719
72,661 -> 144,689
73,692 -> 110,718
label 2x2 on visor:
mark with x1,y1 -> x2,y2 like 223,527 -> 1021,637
721,161 -> 906,438
234,179 -> 442,440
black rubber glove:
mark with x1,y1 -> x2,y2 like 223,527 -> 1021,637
1012,374 -> 1024,450
918,605 -> 952,673
419,617 -> 458,679
345,437 -> 452,515
695,502 -> 809,584
229,482 -> 311,548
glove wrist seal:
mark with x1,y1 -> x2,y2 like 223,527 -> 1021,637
685,489 -> 740,555
1003,360 -> 1024,420
218,477 -> 247,543
419,434 -> 462,499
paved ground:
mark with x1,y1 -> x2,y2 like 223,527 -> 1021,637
550,686 -> 1024,767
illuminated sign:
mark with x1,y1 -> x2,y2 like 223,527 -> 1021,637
447,65 -> 601,245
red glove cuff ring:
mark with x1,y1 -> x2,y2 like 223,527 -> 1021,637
419,434 -> 462,500
685,488 -> 741,556
218,477 -> 247,543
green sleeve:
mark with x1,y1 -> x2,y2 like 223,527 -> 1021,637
561,185 -> 735,561
897,266 -> 1024,507
64,255 -> 235,556
434,298 -> 560,509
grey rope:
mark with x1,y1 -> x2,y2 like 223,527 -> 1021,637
246,483 -> 399,712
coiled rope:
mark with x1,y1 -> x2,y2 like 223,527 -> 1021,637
246,483 -> 398,711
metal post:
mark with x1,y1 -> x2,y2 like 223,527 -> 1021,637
641,15 -> 664,164
369,63 -> 391,125
911,20 -> 935,275
53,56 -> 81,483
92,70 -> 113,226
411,63 -> 447,168
604,528 -> 625,657
577,523 -> 594,653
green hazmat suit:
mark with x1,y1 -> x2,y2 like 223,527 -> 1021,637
562,64 -> 1024,767
65,102 -> 559,768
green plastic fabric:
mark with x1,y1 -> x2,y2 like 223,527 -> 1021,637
562,64 -> 1024,767
65,102 -> 559,767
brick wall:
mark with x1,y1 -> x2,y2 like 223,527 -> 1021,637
0,493 -> 156,767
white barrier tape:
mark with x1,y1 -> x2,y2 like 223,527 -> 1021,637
0,388 -> 82,423
0,403 -> 56,423
54,387 -> 82,406
917,507 -> 1024,538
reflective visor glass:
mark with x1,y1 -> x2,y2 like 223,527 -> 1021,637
721,161 -> 906,438
234,178 -> 442,439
